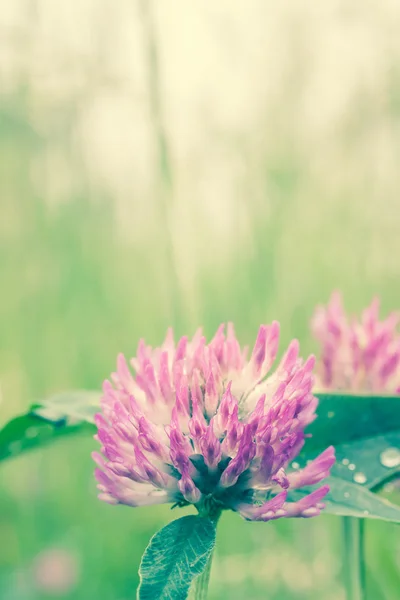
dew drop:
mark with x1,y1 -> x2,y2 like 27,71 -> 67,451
25,427 -> 38,439
8,441 -> 22,454
344,492 -> 350,499
353,472 -> 367,485
363,510 -> 369,516
348,463 -> 356,471
291,462 -> 299,470
380,447 -> 400,468
342,458 -> 350,466
327,411 -> 335,418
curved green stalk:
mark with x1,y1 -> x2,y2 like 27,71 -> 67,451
138,0 -> 182,330
192,549 -> 215,600
191,508 -> 221,600
342,517 -> 366,600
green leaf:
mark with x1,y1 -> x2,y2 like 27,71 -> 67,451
137,516 -> 216,600
0,391 -> 99,462
309,393 -> 400,449
35,390 -> 101,423
0,413 -> 94,462
327,432 -> 400,490
298,393 -> 400,490
288,476 -> 400,523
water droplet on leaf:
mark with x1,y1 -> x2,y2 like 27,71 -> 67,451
25,427 -> 38,439
327,411 -> 335,418
342,459 -> 349,466
380,447 -> 400,468
8,441 -> 22,454
353,472 -> 367,484
344,492 -> 350,499
291,462 -> 299,470
348,463 -> 356,471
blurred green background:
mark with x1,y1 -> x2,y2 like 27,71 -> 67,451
1,1 -> 400,598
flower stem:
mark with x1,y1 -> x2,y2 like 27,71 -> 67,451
192,548 -> 215,600
191,508 -> 221,600
138,0 -> 182,330
342,517 -> 366,600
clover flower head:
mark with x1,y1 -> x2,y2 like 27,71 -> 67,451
93,323 -> 334,521
312,292 -> 400,393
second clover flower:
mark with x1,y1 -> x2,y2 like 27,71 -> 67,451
93,323 -> 335,521
312,292 -> 400,393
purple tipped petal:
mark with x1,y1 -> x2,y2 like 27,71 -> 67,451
200,420 -> 222,469
283,485 -> 330,518
272,468 -> 290,489
226,322 -> 245,370
257,443 -> 275,481
159,351 -> 173,402
221,406 -> 243,456
205,371 -> 218,415
379,350 -> 400,383
250,325 -> 269,376
94,322 -> 332,520
266,321 -> 280,366
237,490 -> 288,521
116,354 -> 135,393
214,382 -> 234,435
178,473 -> 201,504
138,417 -> 169,460
209,324 -> 225,363
247,394 -> 265,435
220,457 -> 246,488
220,425 -> 256,487
175,336 -> 188,362
279,340 -> 300,374
288,447 -> 336,489
98,493 -> 119,505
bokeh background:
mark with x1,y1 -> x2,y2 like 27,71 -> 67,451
1,1 -> 400,598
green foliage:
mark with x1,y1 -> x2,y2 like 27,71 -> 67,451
137,516 -> 216,600
299,393 -> 400,490
326,432 -> 400,490
309,393 -> 400,448
0,413 -> 93,462
288,477 -> 400,523
0,391 -> 98,462
2,390 -> 400,525
34,390 -> 100,423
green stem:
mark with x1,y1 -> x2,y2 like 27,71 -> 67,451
191,508 -> 221,600
192,548 -> 215,600
138,0 -> 182,330
342,517 -> 366,600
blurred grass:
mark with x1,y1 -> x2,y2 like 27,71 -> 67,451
1,1 -> 400,599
